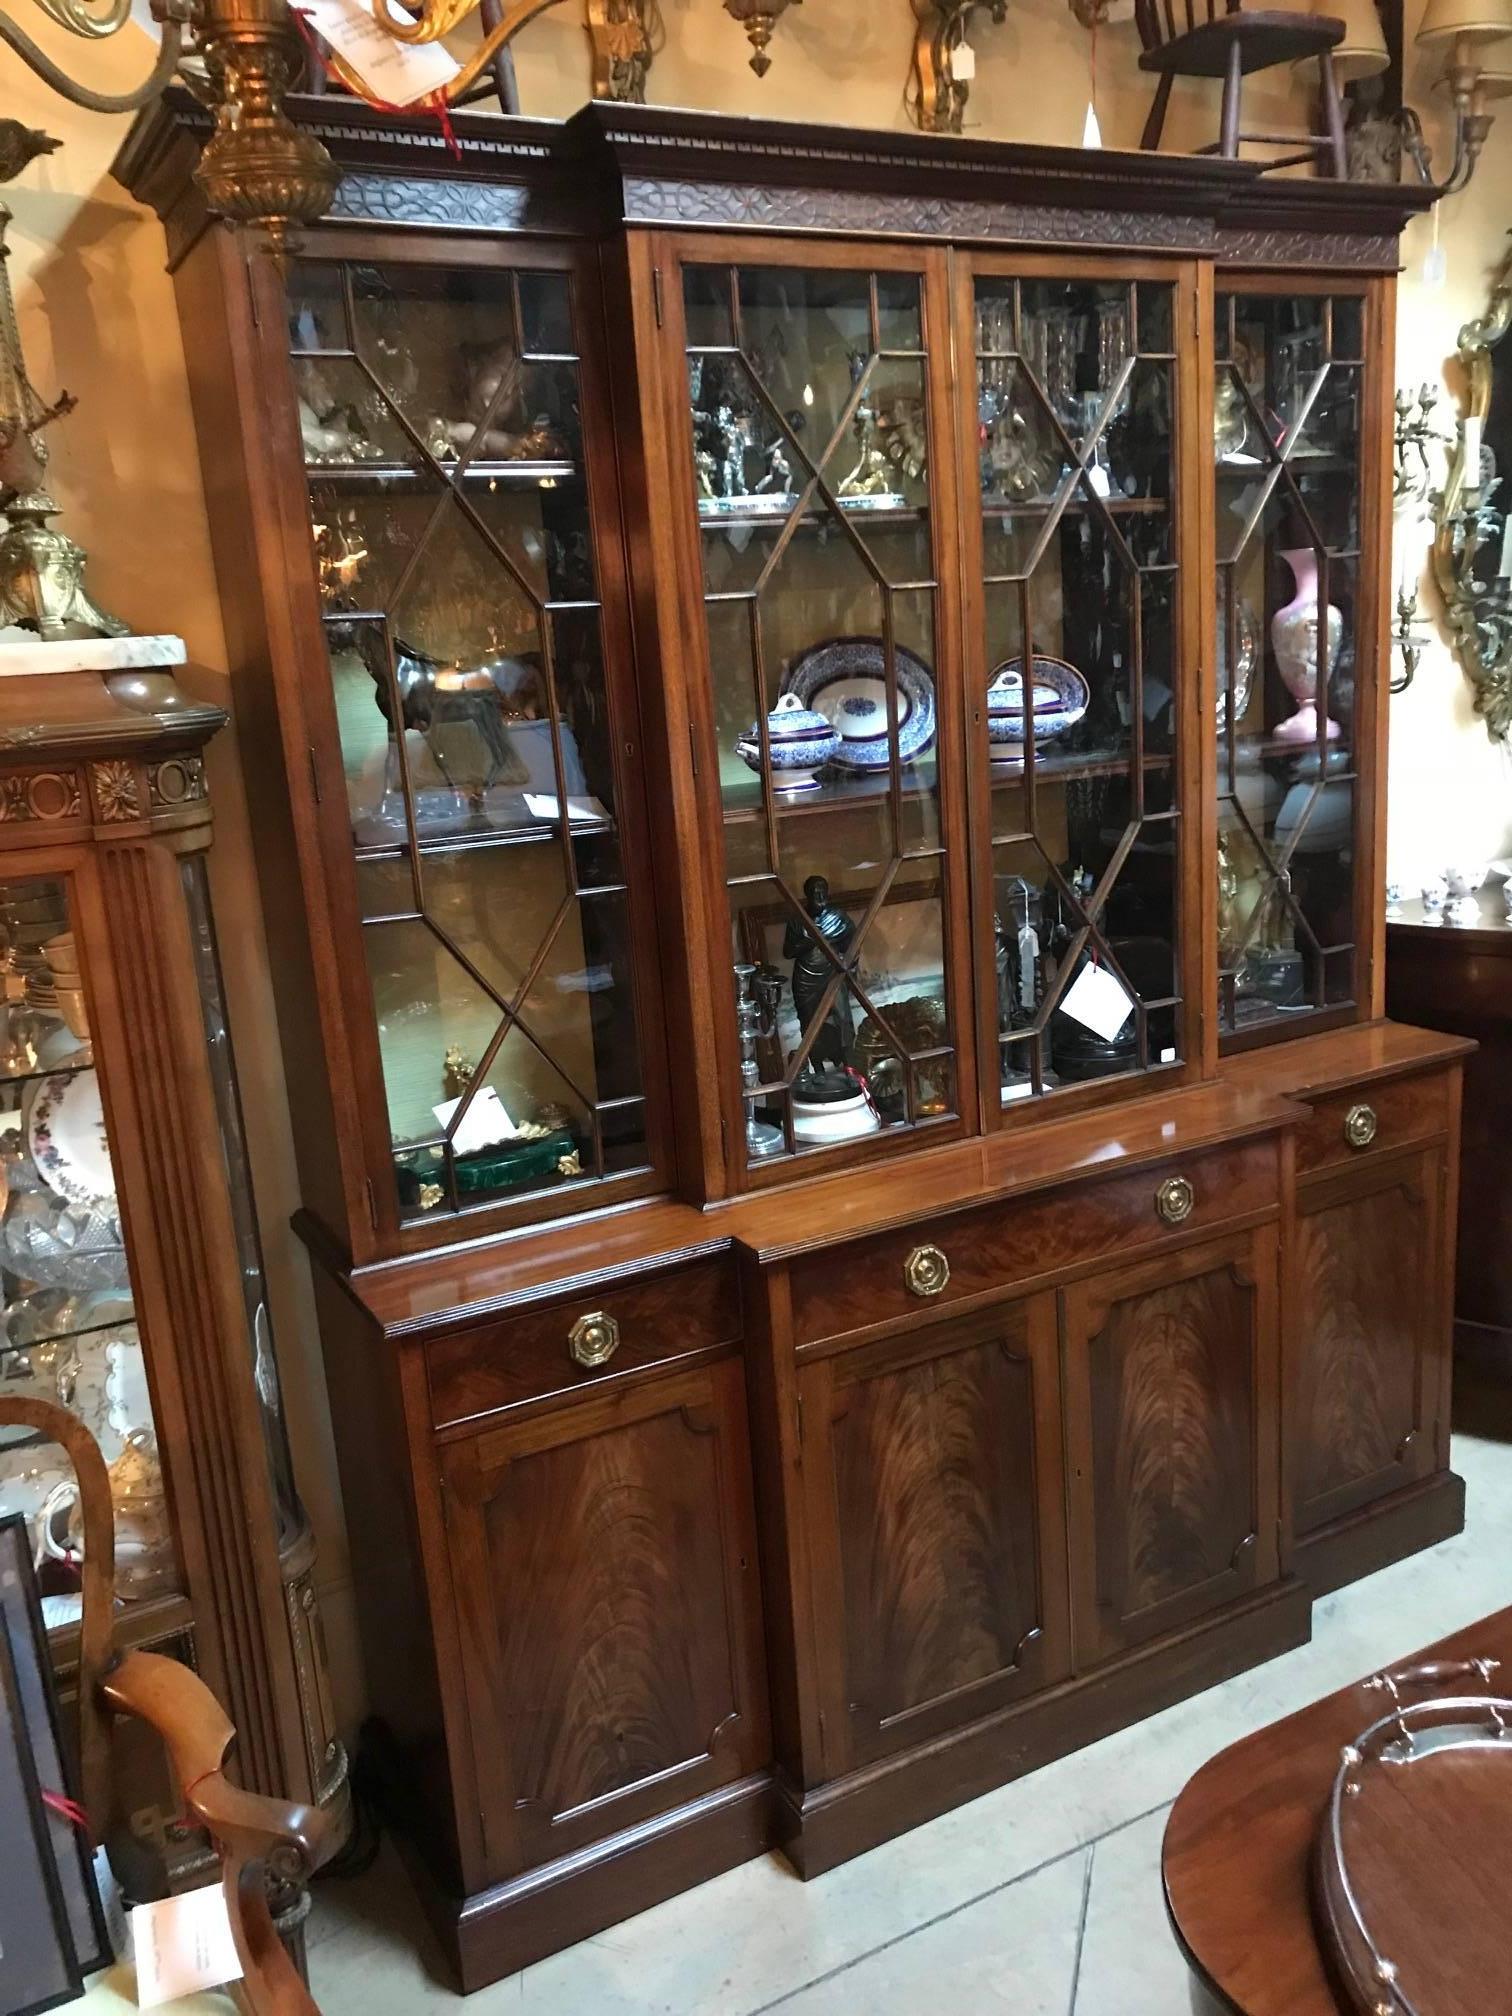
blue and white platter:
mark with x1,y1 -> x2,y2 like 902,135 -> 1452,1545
782,637 -> 936,774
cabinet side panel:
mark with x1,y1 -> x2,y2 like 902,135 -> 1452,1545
166,228 -> 352,1247
308,1271 -> 464,1884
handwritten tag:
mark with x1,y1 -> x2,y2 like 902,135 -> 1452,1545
434,1085 -> 516,1156
131,1886 -> 242,2007
1060,961 -> 1134,1045
299,0 -> 460,105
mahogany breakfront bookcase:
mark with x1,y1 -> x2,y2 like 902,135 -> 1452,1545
118,95 -> 1471,1989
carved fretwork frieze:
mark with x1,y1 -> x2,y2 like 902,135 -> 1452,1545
0,767 -> 83,824
1215,226 -> 1401,271
620,174 -> 1216,252
324,172 -> 584,237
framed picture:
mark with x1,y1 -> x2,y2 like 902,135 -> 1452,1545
0,1617 -> 84,2016
0,1513 -> 109,1981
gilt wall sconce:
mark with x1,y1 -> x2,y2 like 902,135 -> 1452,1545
587,0 -> 657,98
1338,0 -> 1512,189
908,0 -> 1007,132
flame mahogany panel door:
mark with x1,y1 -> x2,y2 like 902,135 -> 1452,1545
438,1358 -> 769,1883
798,1294 -> 1070,1778
1291,1148 -> 1443,1539
1062,1227 -> 1281,1671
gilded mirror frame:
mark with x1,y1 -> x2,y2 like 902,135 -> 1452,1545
1432,240 -> 1512,741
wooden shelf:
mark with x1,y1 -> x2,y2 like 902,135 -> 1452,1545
1217,451 -> 1355,478
305,459 -> 578,492
720,746 -> 1172,822
981,494 -> 1169,520
353,816 -> 614,862
700,500 -> 927,531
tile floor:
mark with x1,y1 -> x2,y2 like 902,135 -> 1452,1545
289,1369 -> 1512,2016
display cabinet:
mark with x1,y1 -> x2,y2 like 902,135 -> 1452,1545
0,640 -> 345,1891
119,94 -> 1471,1991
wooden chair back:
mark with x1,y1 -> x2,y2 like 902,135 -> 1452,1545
0,1396 -> 330,2016
1135,0 -> 1242,54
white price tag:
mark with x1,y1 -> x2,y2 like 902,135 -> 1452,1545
434,1085 -> 516,1156
1060,960 -> 1134,1045
523,792 -> 610,826
131,1885 -> 243,2008
298,0 -> 460,105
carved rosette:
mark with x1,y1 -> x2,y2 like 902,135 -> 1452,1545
89,758 -> 144,823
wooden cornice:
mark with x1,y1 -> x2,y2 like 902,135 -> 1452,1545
116,93 -> 1426,266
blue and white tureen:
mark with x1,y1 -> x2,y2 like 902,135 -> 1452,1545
736,692 -> 843,794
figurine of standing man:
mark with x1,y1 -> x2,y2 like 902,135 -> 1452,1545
784,874 -> 856,1075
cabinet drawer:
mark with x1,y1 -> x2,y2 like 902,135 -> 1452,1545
788,1139 -> 1280,1348
427,1259 -> 742,1431
1295,1069 -> 1451,1178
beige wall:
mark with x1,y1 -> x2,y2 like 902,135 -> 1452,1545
9,0 -> 1508,1736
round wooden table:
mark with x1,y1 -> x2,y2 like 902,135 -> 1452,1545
1163,1607 -> 1512,2014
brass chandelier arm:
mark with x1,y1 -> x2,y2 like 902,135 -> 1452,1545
0,6 -> 184,112
356,0 -> 566,100
33,0 -> 130,40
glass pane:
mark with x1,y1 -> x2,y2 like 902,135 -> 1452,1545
973,273 -> 1183,1109
1216,290 -> 1363,1040
0,877 -> 181,1623
289,255 -> 651,1221
689,260 -> 955,1170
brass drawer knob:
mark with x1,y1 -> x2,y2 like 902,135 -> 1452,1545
1155,1175 -> 1195,1226
904,1244 -> 950,1298
1344,1102 -> 1378,1150
568,1310 -> 620,1369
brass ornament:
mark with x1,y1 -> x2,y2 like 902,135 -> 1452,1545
1344,1103 -> 1378,1151
1155,1175 -> 1195,1226
0,187 -> 126,641
904,1243 -> 950,1298
568,1309 -> 619,1368
1432,243 -> 1512,743
908,0 -> 1006,135
193,2 -> 341,255
723,0 -> 800,77
587,0 -> 657,100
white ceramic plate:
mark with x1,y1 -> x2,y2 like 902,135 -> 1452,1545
26,1069 -> 115,1210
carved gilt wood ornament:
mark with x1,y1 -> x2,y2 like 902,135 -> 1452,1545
724,0 -> 801,75
1432,239 -> 1512,742
909,0 -> 1006,133
586,0 -> 657,99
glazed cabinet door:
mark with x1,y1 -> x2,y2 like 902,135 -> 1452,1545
956,255 -> 1202,1115
1213,279 -> 1384,1045
1062,1227 -> 1280,1669
655,239 -> 975,1185
1292,1148 -> 1444,1538
439,1358 -> 768,1883
798,1296 -> 1070,1777
277,242 -> 667,1251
